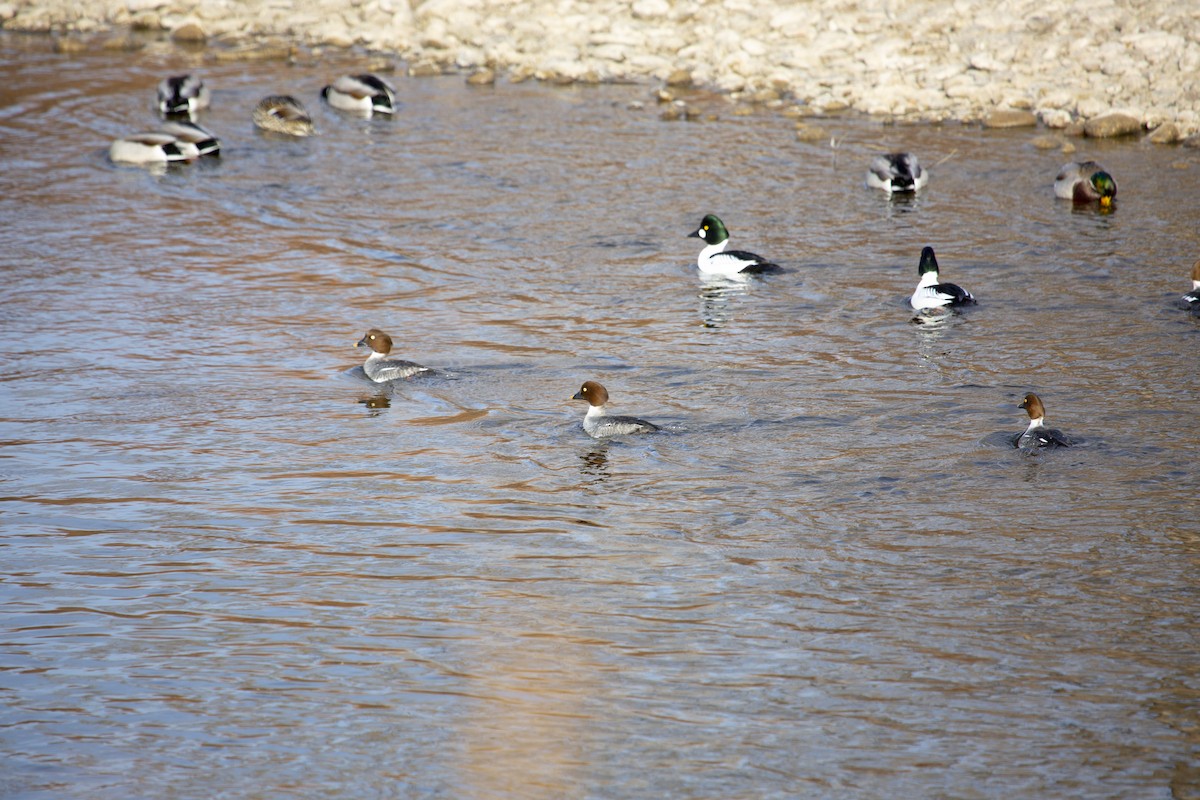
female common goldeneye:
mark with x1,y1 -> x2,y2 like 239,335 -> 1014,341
157,120 -> 220,156
1016,392 -> 1071,449
109,131 -> 200,165
1181,259 -> 1200,311
689,214 -> 782,276
356,329 -> 431,382
321,74 -> 396,115
572,381 -> 660,438
909,246 -> 975,310
157,74 -> 210,116
866,152 -> 928,194
253,95 -> 315,136
1054,161 -> 1116,207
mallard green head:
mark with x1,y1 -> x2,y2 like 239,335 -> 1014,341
1090,171 -> 1117,207
917,246 -> 939,276
690,214 -> 729,245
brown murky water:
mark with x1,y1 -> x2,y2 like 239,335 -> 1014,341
2,32 -> 1199,799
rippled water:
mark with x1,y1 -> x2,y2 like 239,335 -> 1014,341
2,32 -> 1199,799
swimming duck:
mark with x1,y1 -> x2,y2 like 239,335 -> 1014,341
572,381 -> 660,438
1181,259 -> 1200,311
253,95 -> 315,136
1053,161 -> 1116,207
157,120 -> 220,156
866,152 -> 928,193
109,131 -> 200,165
321,74 -> 397,115
356,329 -> 431,382
909,246 -> 975,311
1016,393 -> 1071,449
157,74 -> 210,116
689,214 -> 782,276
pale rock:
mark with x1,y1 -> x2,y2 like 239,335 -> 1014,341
171,21 -> 205,41
1146,121 -> 1180,144
627,53 -> 672,73
1039,89 -> 1073,109
591,44 -> 626,62
1038,108 -> 1073,128
1142,106 -> 1173,128
795,124 -> 827,142
126,0 -> 165,10
1075,95 -> 1108,118
1124,31 -> 1185,64
741,37 -> 767,57
769,7 -> 813,39
631,0 -> 668,20
984,109 -> 1037,128
969,52 -> 1004,71
1083,111 -> 1141,137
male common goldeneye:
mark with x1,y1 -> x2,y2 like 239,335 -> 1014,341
1054,161 -> 1116,208
253,95 -> 315,137
357,329 -> 431,382
689,214 -> 782,276
866,152 -> 928,194
572,381 -> 660,438
1181,259 -> 1200,311
322,74 -> 396,116
909,246 -> 975,311
109,131 -> 200,165
157,120 -> 221,156
1016,392 -> 1071,449
157,74 -> 210,117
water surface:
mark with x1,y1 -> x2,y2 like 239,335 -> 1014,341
1,33 -> 1199,799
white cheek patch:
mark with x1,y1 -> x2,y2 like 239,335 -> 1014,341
696,228 -> 706,239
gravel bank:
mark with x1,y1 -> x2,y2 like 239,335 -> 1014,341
5,0 -> 1199,137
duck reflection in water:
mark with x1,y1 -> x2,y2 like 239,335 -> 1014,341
698,274 -> 750,329
357,391 -> 392,415
578,445 -> 611,484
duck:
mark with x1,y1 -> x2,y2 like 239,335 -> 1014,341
321,74 -> 397,115
1181,259 -> 1200,311
253,95 -> 315,136
109,132 -> 200,165
572,381 -> 660,438
1053,161 -> 1116,207
909,246 -> 975,311
866,152 -> 928,193
157,120 -> 220,156
356,329 -> 431,382
157,74 -> 210,116
1016,393 -> 1071,449
689,214 -> 783,276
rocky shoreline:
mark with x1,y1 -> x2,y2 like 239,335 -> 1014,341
4,0 -> 1200,139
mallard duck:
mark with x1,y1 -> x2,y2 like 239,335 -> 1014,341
109,132 -> 200,165
252,95 -> 315,136
866,152 -> 928,193
1016,393 -> 1071,449
157,120 -> 220,156
321,74 -> 396,115
1053,161 -> 1116,207
157,74 -> 210,116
